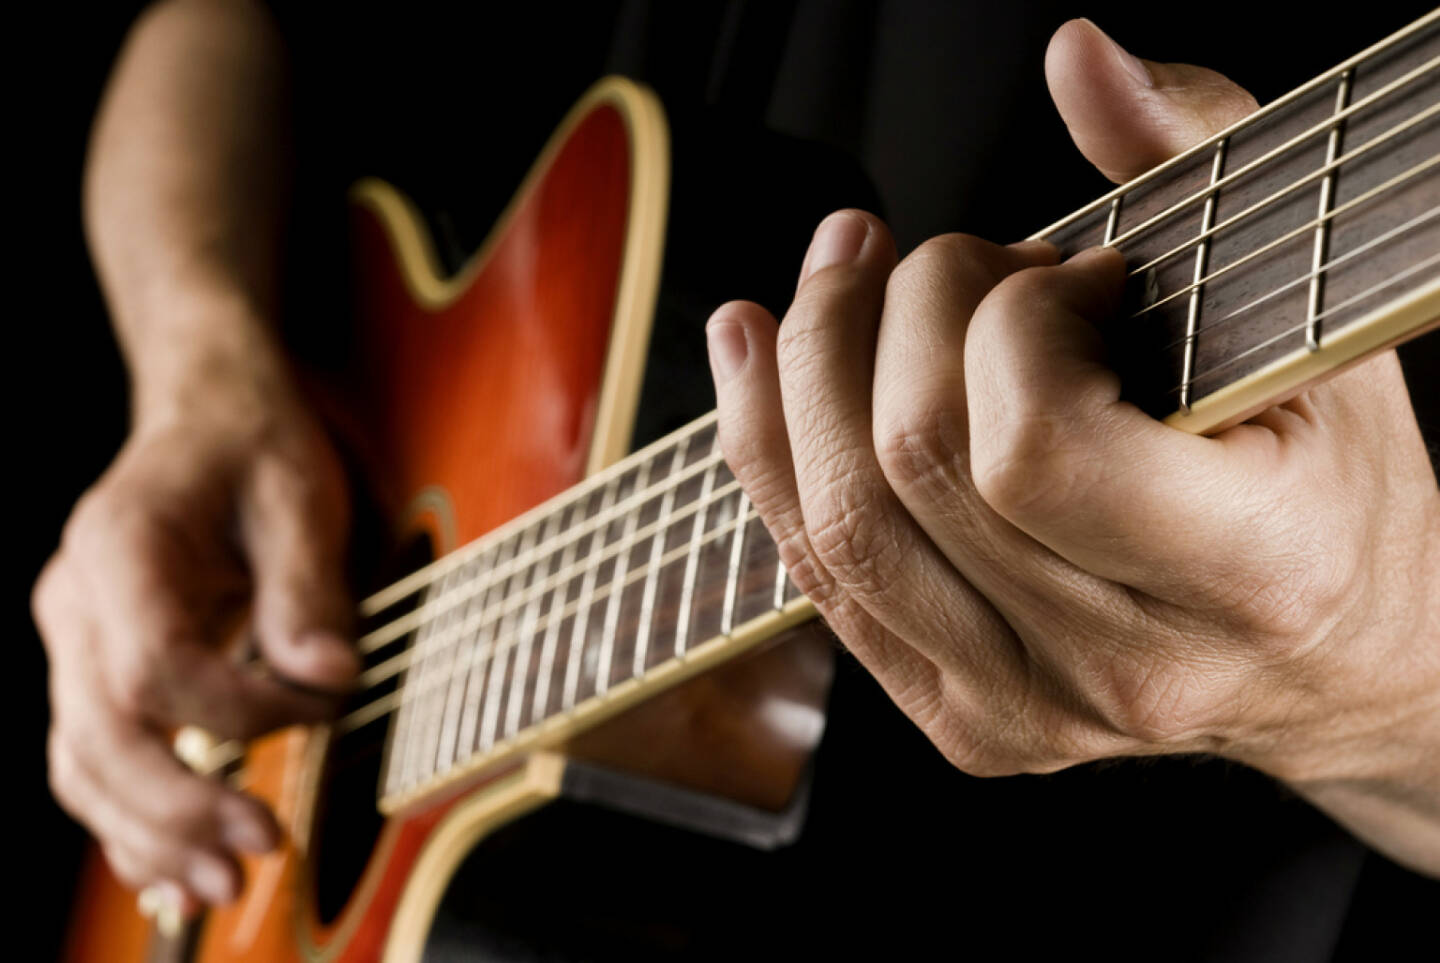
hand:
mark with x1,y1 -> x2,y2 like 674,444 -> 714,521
708,21 -> 1440,874
33,348 -> 359,911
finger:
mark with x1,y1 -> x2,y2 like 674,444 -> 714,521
243,454 -> 359,690
964,247 -> 1278,595
707,296 -> 936,695
871,236 -> 1115,616
1045,19 -> 1259,183
59,523 -> 345,736
765,211 -> 1026,681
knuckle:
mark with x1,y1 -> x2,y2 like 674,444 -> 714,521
47,732 -> 84,812
874,395 -> 967,495
890,234 -> 993,294
803,482 -> 900,596
1083,653 -> 1219,744
102,844 -> 149,890
970,411 -> 1093,522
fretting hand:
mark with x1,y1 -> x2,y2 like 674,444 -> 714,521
708,20 -> 1440,875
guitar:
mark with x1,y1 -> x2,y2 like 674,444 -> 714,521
63,10 -> 1439,961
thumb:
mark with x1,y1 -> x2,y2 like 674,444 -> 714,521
243,465 -> 359,691
1045,19 -> 1259,184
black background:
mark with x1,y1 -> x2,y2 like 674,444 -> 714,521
17,2 -> 1440,959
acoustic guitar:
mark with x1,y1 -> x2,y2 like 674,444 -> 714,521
64,10 -> 1438,961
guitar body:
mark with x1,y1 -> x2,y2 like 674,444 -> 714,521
64,77 -> 833,963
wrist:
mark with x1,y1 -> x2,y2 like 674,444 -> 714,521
123,287 -> 297,432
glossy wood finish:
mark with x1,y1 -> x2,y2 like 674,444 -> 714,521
66,86 -> 639,963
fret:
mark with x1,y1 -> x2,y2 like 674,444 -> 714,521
440,540 -> 511,769
477,526 -> 538,753
1307,71 -> 1354,350
674,433 -> 723,656
504,511 -> 562,739
406,563 -> 469,787
595,461 -> 651,694
1178,140 -> 1229,412
562,476 -> 621,711
532,502 -> 581,722
444,540 -> 510,762
633,437 -> 690,676
720,492 -> 750,635
1103,196 -> 1122,245
387,573 -> 442,794
773,555 -> 788,612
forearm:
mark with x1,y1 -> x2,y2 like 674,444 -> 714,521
85,0 -> 292,421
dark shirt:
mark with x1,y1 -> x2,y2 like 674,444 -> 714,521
267,2 -> 1440,959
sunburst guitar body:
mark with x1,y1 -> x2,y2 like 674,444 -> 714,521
63,76 -> 835,963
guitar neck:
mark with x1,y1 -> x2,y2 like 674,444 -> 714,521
367,10 -> 1438,814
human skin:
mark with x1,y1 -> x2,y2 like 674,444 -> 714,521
34,0 -> 1439,917
708,20 -> 1440,877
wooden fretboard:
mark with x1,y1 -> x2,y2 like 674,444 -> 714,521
364,11 -> 1439,814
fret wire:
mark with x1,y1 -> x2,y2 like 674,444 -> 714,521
448,539 -> 519,764
477,528 -> 536,753
1162,204 -> 1439,355
1179,139 -> 1228,413
360,412 -> 718,619
562,477 -> 621,712
633,437 -> 691,677
675,435 -> 724,657
338,506 -> 769,740
1102,55 -> 1439,254
360,473 -> 747,696
504,511 -> 562,739
532,502 -> 581,723
1036,9 -> 1439,241
402,565 -> 466,790
1103,196 -> 1122,245
721,492 -> 751,635
358,51 -> 1440,640
371,187 -> 1440,738
441,540 -> 505,766
1122,98 -> 1440,285
357,446 -> 727,656
1167,248 -> 1440,395
1307,70 -> 1354,351
413,564 -> 471,785
773,554 -> 788,612
595,460 -> 652,695
388,572 -> 438,793
1129,149 -> 1440,325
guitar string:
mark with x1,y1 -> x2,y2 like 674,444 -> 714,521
1156,202 -> 1439,353
352,119 -> 1439,655
1167,249 -> 1440,394
356,445 -> 728,656
1116,96 -> 1439,281
359,510 -> 769,779
350,61 -> 1439,631
189,49 -> 1440,781
1101,55 -> 1437,255
351,210 -> 1440,747
357,412 -> 719,619
188,503 -> 774,782
1127,140 -> 1439,322
364,477 -> 748,703
1033,10 -> 1439,242
339,217 -> 1440,753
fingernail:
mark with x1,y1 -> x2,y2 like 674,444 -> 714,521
798,211 -> 869,286
1083,19 -> 1152,88
706,319 -> 748,385
188,855 -> 237,904
222,816 -> 278,854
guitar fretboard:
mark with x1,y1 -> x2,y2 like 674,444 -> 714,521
361,11 -> 1438,813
